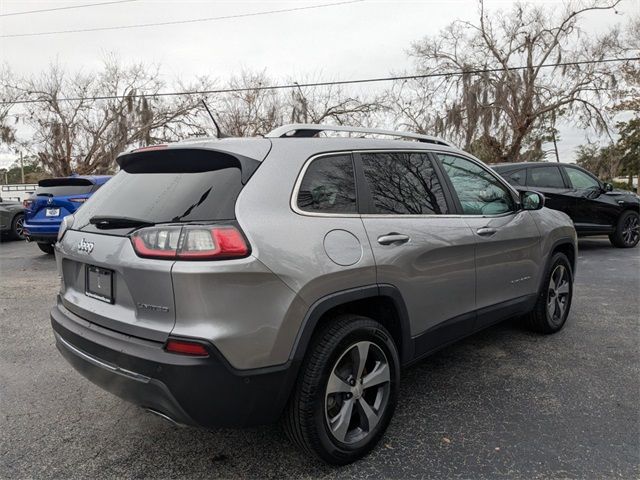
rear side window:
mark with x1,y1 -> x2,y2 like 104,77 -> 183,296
361,152 -> 448,215
296,154 -> 357,214
503,169 -> 526,187
36,178 -> 94,196
527,166 -> 565,188
73,150 -> 251,229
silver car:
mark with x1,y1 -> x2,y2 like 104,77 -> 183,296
51,124 -> 577,465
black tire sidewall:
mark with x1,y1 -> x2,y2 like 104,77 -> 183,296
311,319 -> 400,464
37,242 -> 55,254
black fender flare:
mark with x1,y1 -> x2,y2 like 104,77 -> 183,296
289,284 -> 414,365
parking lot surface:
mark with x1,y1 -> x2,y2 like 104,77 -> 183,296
1,238 -> 638,479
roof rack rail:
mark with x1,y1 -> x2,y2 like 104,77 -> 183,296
265,123 -> 452,147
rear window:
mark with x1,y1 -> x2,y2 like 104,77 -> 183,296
73,150 -> 253,229
36,178 -> 94,196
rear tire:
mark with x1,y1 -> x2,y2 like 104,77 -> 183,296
11,213 -> 25,240
37,242 -> 55,254
283,315 -> 400,465
525,252 -> 573,334
609,210 -> 639,248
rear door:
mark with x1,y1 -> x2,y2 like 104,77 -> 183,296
57,146 -> 261,342
436,153 -> 542,325
525,165 -> 572,213
357,151 -> 477,346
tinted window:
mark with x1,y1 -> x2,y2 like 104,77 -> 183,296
74,153 -> 247,229
565,167 -> 600,189
439,154 -> 515,215
297,154 -> 357,213
361,152 -> 448,215
504,169 -> 526,186
527,166 -> 565,188
36,179 -> 95,197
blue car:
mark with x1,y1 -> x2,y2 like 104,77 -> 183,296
23,175 -> 111,254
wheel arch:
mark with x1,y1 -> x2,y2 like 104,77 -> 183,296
290,285 -> 414,366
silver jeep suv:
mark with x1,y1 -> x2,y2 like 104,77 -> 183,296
51,124 -> 577,464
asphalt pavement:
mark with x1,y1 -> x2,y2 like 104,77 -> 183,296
1,237 -> 638,479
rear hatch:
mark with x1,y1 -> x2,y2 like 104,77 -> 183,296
28,178 -> 95,225
57,143 -> 268,342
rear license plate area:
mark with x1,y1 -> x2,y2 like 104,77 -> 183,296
85,265 -> 114,304
46,208 -> 60,217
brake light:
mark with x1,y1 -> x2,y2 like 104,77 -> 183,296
23,199 -> 33,209
130,225 -> 249,260
69,197 -> 87,203
165,339 -> 209,357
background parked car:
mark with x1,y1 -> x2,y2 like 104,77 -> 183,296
492,162 -> 640,248
0,196 -> 25,241
23,175 -> 111,254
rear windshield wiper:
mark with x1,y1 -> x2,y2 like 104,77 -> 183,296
89,216 -> 155,230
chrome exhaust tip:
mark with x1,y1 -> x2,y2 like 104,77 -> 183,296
142,407 -> 183,427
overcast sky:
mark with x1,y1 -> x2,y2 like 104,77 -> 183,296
0,0 -> 637,169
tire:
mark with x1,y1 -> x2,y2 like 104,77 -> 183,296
525,252 -> 573,334
37,242 -> 55,254
11,213 -> 25,240
609,210 -> 640,248
283,315 -> 400,465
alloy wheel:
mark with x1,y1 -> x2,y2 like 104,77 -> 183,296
622,214 -> 639,246
14,215 -> 25,239
324,341 -> 391,445
547,264 -> 570,325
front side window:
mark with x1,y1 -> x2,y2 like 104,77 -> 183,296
439,154 -> 515,215
565,167 -> 600,190
505,169 -> 526,187
527,166 -> 565,188
296,154 -> 357,213
360,152 -> 448,215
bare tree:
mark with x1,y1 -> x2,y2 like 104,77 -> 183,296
393,0 -> 625,162
0,64 -> 21,145
15,58 -> 206,176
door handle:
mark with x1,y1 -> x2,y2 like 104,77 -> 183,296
476,227 -> 497,236
377,233 -> 410,245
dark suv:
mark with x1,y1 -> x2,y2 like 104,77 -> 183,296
493,162 -> 640,248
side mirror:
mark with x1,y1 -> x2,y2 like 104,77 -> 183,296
521,191 -> 545,211
603,182 -> 613,192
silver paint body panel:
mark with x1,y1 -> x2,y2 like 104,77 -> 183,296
55,136 -> 577,370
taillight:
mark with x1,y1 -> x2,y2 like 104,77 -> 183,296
23,199 -> 33,209
58,215 -> 75,241
69,197 -> 87,203
165,339 -> 209,357
130,225 -> 249,260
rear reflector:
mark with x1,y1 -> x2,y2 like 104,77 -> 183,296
23,199 -> 33,208
130,225 -> 249,261
165,339 -> 209,357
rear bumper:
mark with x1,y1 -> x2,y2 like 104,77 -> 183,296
50,300 -> 299,427
24,221 -> 59,243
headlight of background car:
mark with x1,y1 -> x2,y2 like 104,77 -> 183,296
57,215 -> 75,242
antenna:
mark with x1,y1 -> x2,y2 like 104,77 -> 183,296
201,100 -> 228,138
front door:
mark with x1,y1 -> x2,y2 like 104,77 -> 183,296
562,166 -> 620,231
356,151 -> 477,346
437,154 -> 542,327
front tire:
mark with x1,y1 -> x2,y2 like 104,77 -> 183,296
609,210 -> 639,248
526,252 -> 573,334
284,315 -> 400,465
37,242 -> 55,254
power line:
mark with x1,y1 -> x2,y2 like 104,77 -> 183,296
3,57 -> 638,106
0,0 -> 365,38
0,0 -> 139,17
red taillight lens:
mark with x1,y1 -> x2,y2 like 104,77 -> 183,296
130,225 -> 249,260
165,339 -> 209,357
69,197 -> 87,203
23,199 -> 33,209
